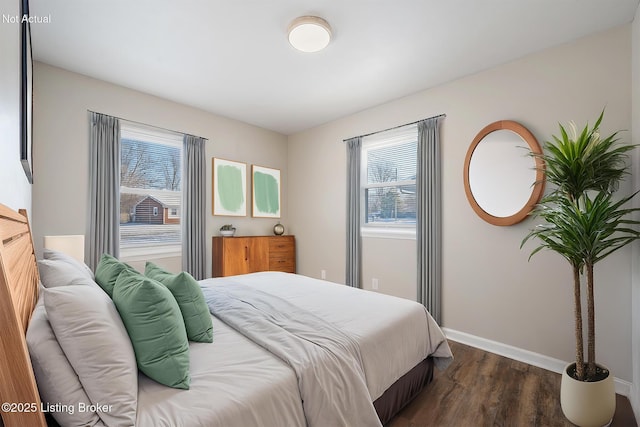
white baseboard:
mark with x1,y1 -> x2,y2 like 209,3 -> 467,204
442,328 -> 632,397
631,384 -> 640,423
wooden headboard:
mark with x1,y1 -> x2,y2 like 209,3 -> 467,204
0,204 -> 46,427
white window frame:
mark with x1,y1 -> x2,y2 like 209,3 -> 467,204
119,121 -> 184,260
361,124 -> 417,240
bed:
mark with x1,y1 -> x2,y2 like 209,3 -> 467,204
0,203 -> 452,427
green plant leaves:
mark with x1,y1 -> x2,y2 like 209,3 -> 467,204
530,111 -> 632,203
524,110 -> 639,267
522,192 -> 640,268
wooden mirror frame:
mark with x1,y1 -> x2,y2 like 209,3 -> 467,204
463,120 -> 545,226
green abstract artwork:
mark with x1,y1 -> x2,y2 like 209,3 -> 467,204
212,158 -> 246,216
218,165 -> 244,212
252,165 -> 281,218
253,172 -> 279,214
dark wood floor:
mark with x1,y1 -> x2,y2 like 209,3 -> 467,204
388,340 -> 637,427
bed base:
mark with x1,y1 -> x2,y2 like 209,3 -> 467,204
373,357 -> 435,424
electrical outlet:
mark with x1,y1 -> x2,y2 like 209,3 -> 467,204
321,270 -> 326,279
372,278 -> 379,290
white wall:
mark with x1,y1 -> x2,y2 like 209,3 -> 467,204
0,0 -> 32,212
630,3 -> 640,420
32,63 -> 288,275
288,25 -> 634,381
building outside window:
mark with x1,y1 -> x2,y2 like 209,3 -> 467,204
119,122 -> 183,259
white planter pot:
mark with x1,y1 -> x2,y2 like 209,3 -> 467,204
560,362 -> 615,427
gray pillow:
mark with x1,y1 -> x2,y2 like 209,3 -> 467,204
38,258 -> 102,290
44,285 -> 138,427
27,297 -> 104,427
43,248 -> 94,280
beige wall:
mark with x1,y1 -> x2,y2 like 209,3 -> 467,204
32,63 -> 288,275
0,1 -> 32,212
288,25 -> 633,381
631,4 -> 640,419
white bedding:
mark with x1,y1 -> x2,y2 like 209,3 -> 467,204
136,315 -> 305,427
136,272 -> 452,427
214,272 -> 453,399
203,280 -> 383,427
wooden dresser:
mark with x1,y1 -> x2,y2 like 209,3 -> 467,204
212,235 -> 296,277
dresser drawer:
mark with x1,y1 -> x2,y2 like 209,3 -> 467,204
269,237 -> 294,253
269,236 -> 295,273
268,258 -> 295,272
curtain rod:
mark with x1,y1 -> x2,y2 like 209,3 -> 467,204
344,113 -> 446,141
87,110 -> 208,141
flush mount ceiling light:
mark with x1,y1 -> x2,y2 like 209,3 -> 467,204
288,16 -> 332,53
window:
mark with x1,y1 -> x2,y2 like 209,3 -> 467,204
119,122 -> 183,260
361,124 -> 417,238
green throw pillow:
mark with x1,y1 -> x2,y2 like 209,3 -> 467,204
95,254 -> 132,298
145,262 -> 213,343
112,269 -> 191,390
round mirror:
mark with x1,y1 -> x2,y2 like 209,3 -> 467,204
463,120 -> 545,226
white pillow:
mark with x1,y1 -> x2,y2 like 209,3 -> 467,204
43,248 -> 94,279
38,258 -> 100,289
44,285 -> 138,427
27,297 -> 104,427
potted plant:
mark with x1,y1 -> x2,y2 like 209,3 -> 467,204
522,111 -> 640,426
219,224 -> 236,237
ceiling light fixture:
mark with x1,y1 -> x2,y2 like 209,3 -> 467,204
288,16 -> 332,53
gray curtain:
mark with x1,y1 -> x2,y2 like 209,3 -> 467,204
345,137 -> 362,288
182,135 -> 207,280
88,112 -> 120,271
417,117 -> 443,324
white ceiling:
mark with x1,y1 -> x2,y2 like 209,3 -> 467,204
30,0 -> 639,135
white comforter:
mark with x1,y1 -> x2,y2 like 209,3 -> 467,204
136,272 -> 452,427
203,280 -> 383,427
222,272 -> 453,399
136,316 -> 306,427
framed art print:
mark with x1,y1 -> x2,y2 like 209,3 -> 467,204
252,165 -> 281,218
212,158 -> 247,216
